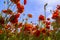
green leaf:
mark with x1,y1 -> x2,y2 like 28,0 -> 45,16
0,33 -> 6,40
0,25 -> 3,29
48,37 -> 51,40
21,26 -> 25,31
56,31 -> 60,40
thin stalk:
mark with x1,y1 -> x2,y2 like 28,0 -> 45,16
44,3 -> 48,19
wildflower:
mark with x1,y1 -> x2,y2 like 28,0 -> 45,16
10,17 -> 18,24
10,0 -> 20,4
24,0 -> 27,5
2,10 -> 7,13
34,30 -> 40,37
57,5 -> 60,10
52,13 -> 58,19
27,14 -> 32,18
39,15 -> 45,21
32,27 -> 37,31
5,24 -> 11,29
41,28 -> 46,33
46,25 -> 50,29
24,23 -> 32,31
47,18 -> 50,21
2,9 -> 13,15
9,13 -> 20,24
15,13 -> 20,18
52,10 -> 59,19
16,3 -> 24,13
0,30 -> 3,34
46,21 -> 51,25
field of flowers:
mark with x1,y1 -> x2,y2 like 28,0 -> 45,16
0,0 -> 60,40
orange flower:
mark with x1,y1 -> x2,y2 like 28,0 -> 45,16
5,24 -> 11,29
2,10 -> 7,13
52,10 -> 59,19
52,13 -> 58,19
46,25 -> 50,29
27,14 -> 32,18
0,30 -> 3,34
32,27 -> 37,31
2,9 -> 13,15
57,5 -> 60,10
16,3 -> 24,13
9,14 -> 19,24
39,15 -> 45,21
46,21 -> 51,25
10,0 -> 20,4
24,0 -> 27,5
34,30 -> 40,37
15,13 -> 20,18
9,13 -> 20,24
24,23 -> 33,31
40,28 -> 46,33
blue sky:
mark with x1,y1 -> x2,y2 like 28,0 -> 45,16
0,0 -> 60,23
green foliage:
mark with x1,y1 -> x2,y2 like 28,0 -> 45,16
56,31 -> 60,40
0,25 -> 3,29
0,33 -> 6,40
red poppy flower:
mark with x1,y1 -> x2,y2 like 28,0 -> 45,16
9,15 -> 18,24
27,14 -> 32,18
24,23 -> 32,31
2,10 -> 7,13
5,24 -> 11,29
24,0 -> 27,5
41,28 -> 46,33
57,5 -> 60,10
32,27 -> 37,31
39,15 -> 45,21
15,13 -> 20,18
2,9 -> 12,15
34,30 -> 40,37
52,13 -> 58,19
47,18 -> 50,20
46,21 -> 51,25
16,3 -> 24,13
10,0 -> 20,4
46,25 -> 50,29
52,10 -> 59,19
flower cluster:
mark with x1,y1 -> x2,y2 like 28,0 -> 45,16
0,0 -> 60,40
